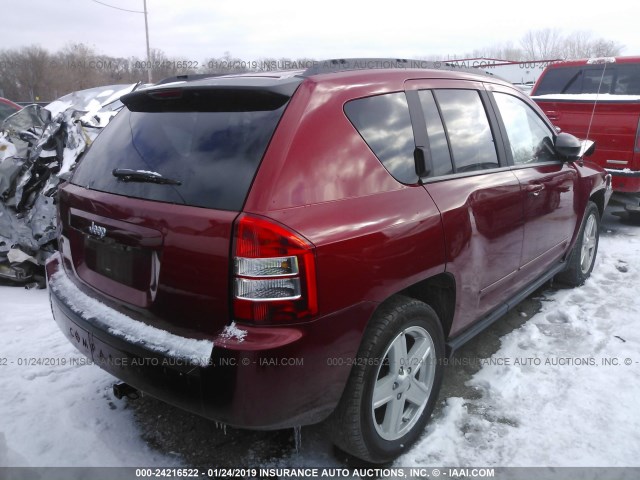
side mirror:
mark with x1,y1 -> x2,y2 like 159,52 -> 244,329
555,132 -> 582,161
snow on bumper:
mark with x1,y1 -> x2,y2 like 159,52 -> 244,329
45,252 -> 361,428
47,254 -> 214,366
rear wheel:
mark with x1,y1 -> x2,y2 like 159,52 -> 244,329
327,296 -> 444,463
556,201 -> 600,287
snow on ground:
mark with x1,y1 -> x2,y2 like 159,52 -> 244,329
0,209 -> 639,468
399,213 -> 640,467
0,287 -> 179,467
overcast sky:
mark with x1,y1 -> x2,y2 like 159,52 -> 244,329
3,0 -> 639,61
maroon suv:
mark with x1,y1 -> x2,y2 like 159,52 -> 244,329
47,59 -> 611,462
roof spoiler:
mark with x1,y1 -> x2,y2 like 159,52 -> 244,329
120,86 -> 292,112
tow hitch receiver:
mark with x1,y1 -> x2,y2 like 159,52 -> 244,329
113,382 -> 139,400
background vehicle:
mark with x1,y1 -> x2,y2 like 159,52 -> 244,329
47,59 -> 611,463
532,56 -> 640,213
0,97 -> 22,123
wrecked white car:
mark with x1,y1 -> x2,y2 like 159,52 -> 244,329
0,83 -> 140,286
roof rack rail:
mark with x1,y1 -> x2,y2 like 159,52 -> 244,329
300,58 -> 495,77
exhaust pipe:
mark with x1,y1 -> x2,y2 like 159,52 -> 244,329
113,382 -> 139,400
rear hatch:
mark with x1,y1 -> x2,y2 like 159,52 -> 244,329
59,77 -> 300,336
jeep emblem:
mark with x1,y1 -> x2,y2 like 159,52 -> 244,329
88,221 -> 107,239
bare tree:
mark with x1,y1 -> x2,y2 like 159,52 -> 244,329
522,29 -> 624,60
0,32 -> 628,103
564,31 -> 594,60
0,45 -> 52,102
521,28 -> 564,60
590,38 -> 624,57
564,31 -> 624,59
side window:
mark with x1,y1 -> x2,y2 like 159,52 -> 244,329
493,92 -> 556,165
344,92 -> 417,184
613,64 -> 640,95
417,90 -> 453,176
434,89 -> 499,173
582,68 -> 615,94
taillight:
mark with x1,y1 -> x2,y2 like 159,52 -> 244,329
232,214 -> 317,324
635,117 -> 640,153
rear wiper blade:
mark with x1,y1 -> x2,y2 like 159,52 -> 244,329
112,168 -> 181,185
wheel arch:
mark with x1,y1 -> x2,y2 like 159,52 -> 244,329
368,273 -> 456,341
589,188 -> 606,218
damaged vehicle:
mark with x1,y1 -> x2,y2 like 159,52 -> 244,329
47,60 -> 611,463
0,84 -> 139,286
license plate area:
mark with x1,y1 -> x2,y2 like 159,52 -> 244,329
84,236 -> 150,289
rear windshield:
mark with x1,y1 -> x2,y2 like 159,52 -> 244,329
535,63 -> 640,96
72,99 -> 288,211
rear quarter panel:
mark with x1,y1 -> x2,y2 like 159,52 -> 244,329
244,75 -> 447,318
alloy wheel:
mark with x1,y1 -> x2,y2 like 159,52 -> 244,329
371,326 -> 436,441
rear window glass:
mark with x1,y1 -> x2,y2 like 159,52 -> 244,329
344,92 -> 417,184
582,69 -> 615,94
536,63 -> 640,95
72,102 -> 288,211
534,66 -> 582,95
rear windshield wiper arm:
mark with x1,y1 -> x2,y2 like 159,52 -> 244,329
112,168 -> 181,185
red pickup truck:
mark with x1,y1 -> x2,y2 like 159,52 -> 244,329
532,57 -> 640,212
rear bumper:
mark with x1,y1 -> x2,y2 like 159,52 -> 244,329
46,253 -> 372,429
606,168 -> 640,193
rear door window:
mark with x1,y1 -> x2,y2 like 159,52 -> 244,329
433,89 -> 499,173
72,97 -> 289,211
417,90 -> 454,177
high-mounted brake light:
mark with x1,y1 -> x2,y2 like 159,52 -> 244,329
148,89 -> 183,100
586,57 -> 616,65
232,214 -> 317,324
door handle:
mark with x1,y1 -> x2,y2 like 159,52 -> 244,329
526,184 -> 545,196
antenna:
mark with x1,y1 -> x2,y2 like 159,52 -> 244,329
584,61 -> 609,146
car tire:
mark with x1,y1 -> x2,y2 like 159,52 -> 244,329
556,201 -> 600,287
326,295 -> 444,463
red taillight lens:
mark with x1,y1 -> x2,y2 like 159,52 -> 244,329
635,117 -> 640,153
232,214 -> 317,324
